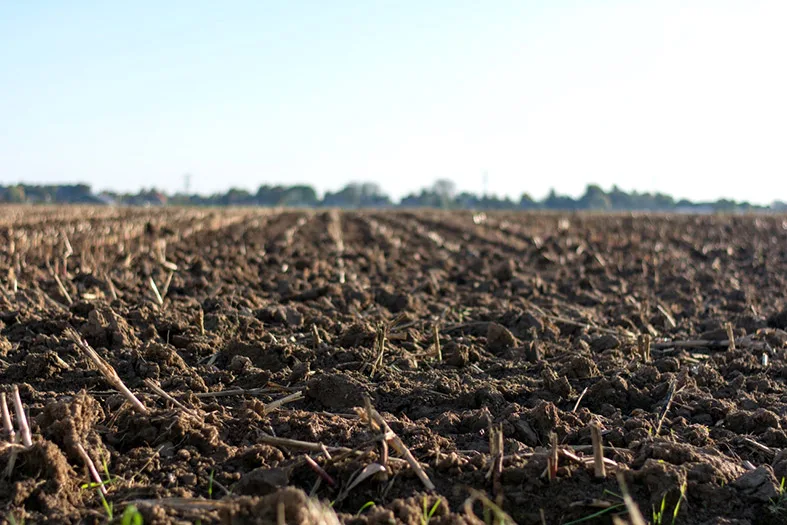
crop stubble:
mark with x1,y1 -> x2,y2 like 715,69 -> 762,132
1,207 -> 787,524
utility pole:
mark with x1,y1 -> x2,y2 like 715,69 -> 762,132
482,171 -> 488,198
183,173 -> 192,195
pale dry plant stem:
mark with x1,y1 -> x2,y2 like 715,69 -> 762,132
52,271 -> 73,305
149,277 -> 164,306
65,329 -> 149,414
144,379 -> 199,418
1,392 -> 15,442
617,472 -> 647,525
591,423 -> 606,478
366,404 -> 435,491
76,442 -> 108,495
11,386 -> 32,448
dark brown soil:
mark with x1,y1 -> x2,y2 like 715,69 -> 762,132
2,206 -> 787,524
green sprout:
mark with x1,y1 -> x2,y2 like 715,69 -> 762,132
120,505 -> 144,525
356,501 -> 375,517
421,496 -> 442,524
98,490 -> 114,520
653,482 -> 687,525
769,477 -> 787,518
7,513 -> 24,525
564,504 -> 626,525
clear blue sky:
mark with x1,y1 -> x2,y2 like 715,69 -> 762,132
1,1 -> 785,203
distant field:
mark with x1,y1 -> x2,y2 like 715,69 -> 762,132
2,207 -> 787,524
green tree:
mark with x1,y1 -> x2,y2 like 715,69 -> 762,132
7,185 -> 25,203
579,184 -> 611,210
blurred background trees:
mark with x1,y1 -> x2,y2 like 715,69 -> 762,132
0,181 -> 772,212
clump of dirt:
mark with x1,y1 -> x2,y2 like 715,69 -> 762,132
486,322 -> 518,354
80,305 -> 140,349
219,488 -> 340,525
375,286 -> 412,313
36,390 -> 105,462
109,409 -> 227,456
222,340 -> 289,372
768,306 -> 787,330
307,372 -> 368,409
0,333 -> 13,356
0,441 -> 83,520
336,322 -> 376,348
233,466 -> 292,496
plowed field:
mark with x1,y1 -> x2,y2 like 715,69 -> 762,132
2,207 -> 787,524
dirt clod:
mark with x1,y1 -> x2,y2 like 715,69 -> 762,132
486,322 -> 518,354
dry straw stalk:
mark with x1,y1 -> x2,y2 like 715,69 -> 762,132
65,329 -> 149,415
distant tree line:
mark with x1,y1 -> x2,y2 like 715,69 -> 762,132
0,181 -> 782,212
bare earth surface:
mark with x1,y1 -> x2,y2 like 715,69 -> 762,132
2,207 -> 787,524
